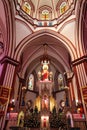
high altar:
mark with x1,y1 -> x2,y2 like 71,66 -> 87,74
34,57 -> 57,129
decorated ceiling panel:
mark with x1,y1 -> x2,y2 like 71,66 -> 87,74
16,0 -> 74,24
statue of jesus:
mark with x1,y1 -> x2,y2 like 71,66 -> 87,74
42,64 -> 49,81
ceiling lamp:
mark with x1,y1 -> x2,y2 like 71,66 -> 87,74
40,43 -> 50,65
38,43 -> 53,81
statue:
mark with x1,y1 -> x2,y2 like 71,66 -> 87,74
17,111 -> 24,127
42,63 -> 49,81
28,74 -> 34,90
25,100 -> 33,116
42,95 -> 48,110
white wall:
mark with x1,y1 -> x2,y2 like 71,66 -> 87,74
15,19 -> 32,46
60,21 -> 76,45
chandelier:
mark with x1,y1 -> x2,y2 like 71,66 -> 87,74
40,43 -> 50,65
38,43 -> 53,81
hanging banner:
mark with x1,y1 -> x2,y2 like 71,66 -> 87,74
82,86 -> 87,104
0,86 -> 10,105
73,114 -> 85,120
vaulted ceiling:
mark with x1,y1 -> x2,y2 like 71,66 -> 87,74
14,0 -> 75,80
19,32 -> 72,80
0,0 -> 81,84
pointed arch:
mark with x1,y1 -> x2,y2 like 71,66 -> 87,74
14,29 -> 77,61
75,0 -> 86,56
0,0 -> 15,58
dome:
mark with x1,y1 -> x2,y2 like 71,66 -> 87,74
15,0 -> 74,26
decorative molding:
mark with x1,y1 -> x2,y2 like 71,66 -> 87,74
72,55 -> 87,66
39,5 -> 52,12
0,56 -> 19,66
53,89 -> 66,94
14,0 -> 76,27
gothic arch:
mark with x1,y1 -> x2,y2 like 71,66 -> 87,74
81,0 -> 87,55
1,0 -> 16,58
14,29 -> 77,62
75,0 -> 86,57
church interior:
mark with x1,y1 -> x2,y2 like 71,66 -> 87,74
0,0 -> 87,130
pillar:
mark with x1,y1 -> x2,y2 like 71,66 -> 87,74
0,56 -> 19,130
72,55 -> 87,122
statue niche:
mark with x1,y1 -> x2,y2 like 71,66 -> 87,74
42,94 -> 49,110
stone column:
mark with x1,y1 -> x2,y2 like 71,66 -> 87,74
72,56 -> 87,122
0,56 -> 19,130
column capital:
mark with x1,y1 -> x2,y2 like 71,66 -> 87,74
72,55 -> 87,66
0,56 -> 19,66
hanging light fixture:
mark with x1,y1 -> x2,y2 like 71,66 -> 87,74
40,43 -> 50,65
38,43 -> 53,81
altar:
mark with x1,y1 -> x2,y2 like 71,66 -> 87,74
10,45 -> 68,130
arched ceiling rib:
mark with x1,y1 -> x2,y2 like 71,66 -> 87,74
17,34 -> 72,78
21,35 -> 70,69
14,30 -> 76,61
30,0 -> 59,11
24,55 -> 65,79
21,48 -> 69,78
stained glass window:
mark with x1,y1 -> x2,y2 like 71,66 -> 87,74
41,10 -> 49,20
22,2 -> 31,15
18,0 -> 21,4
60,2 -> 67,15
28,74 -> 34,90
58,73 -> 64,90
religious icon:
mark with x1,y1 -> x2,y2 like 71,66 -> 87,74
42,95 -> 48,110
42,63 -> 49,81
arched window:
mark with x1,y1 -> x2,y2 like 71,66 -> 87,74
58,73 -> 64,90
41,9 -> 49,20
60,2 -> 67,15
22,1 -> 31,15
18,0 -> 21,4
39,6 -> 52,20
56,0 -> 69,17
28,74 -> 34,90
